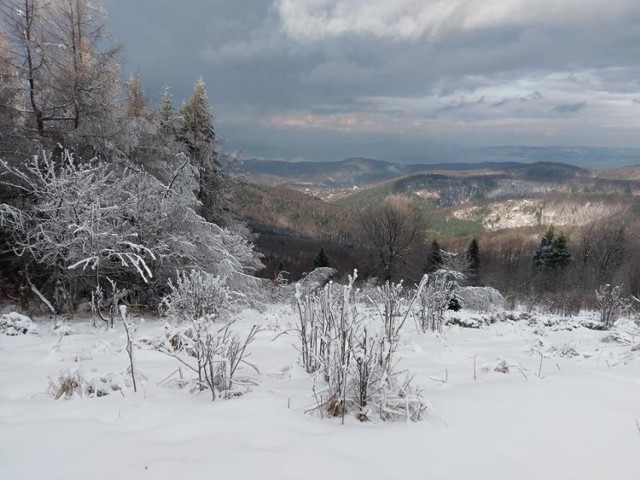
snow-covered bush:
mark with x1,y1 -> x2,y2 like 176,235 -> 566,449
0,312 -> 37,335
295,272 -> 425,422
0,150 -> 263,312
596,284 -> 630,329
47,370 -> 130,399
158,270 -> 259,401
417,270 -> 465,333
155,321 -> 259,401
458,286 -> 507,313
161,270 -> 231,323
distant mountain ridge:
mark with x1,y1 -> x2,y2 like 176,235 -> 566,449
240,157 -> 589,188
238,145 -> 640,171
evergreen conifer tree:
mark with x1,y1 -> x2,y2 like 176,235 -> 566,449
533,226 -> 571,271
426,240 -> 443,273
180,78 -> 227,225
465,237 -> 480,282
159,86 -> 176,132
313,248 -> 330,268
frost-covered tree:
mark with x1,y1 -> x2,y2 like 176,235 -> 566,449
0,148 -> 263,312
124,73 -> 149,119
158,86 -> 176,133
0,0 -> 121,146
179,78 -> 232,226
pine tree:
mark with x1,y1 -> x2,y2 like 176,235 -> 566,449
313,248 -> 330,268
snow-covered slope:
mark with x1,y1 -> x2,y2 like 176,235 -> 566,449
0,308 -> 638,480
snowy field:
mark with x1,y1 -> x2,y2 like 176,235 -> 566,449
1,306 -> 639,480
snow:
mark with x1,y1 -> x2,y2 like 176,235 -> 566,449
0,312 -> 37,336
1,307 -> 639,480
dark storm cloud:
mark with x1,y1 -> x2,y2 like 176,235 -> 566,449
102,0 -> 640,159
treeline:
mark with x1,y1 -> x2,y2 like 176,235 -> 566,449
0,0 -> 262,312
257,190 -> 640,314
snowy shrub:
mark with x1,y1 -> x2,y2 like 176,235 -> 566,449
295,271 -> 425,422
547,343 -> 581,358
47,371 -> 84,399
47,370 -> 130,399
158,271 -> 259,401
417,270 -> 464,333
155,321 -> 259,401
161,270 -> 231,323
0,312 -> 37,335
446,315 -> 489,329
52,320 -> 76,336
458,286 -> 507,313
0,150 -> 264,312
494,360 -> 510,373
596,284 -> 630,329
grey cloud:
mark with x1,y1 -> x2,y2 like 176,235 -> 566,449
492,91 -> 544,108
101,0 -> 640,159
552,102 -> 587,114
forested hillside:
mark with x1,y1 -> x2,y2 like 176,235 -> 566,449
0,0 -> 262,312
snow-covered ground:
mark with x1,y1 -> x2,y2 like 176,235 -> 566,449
1,307 -> 639,480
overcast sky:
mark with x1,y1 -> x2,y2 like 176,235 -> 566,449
103,0 -> 640,161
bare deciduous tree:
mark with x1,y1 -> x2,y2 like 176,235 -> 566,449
361,196 -> 425,283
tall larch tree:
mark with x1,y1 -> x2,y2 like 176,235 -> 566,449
0,0 -> 121,150
124,72 -> 149,119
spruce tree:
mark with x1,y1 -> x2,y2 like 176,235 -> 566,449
465,237 -> 480,282
313,248 -> 330,268
180,78 -> 215,159
180,78 -> 225,224
533,226 -> 571,271
159,86 -> 176,132
426,240 -> 443,273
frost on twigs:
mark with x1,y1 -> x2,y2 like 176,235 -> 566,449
157,270 -> 260,401
596,284 -> 630,329
0,150 -> 264,313
417,270 -> 465,333
160,270 -> 230,323
295,271 -> 425,423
